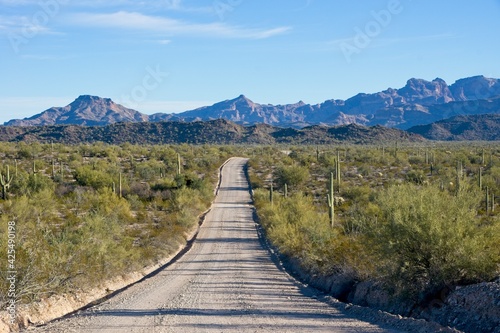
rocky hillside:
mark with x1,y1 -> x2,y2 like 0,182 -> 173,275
407,113 -> 500,141
0,119 -> 424,145
4,95 -> 149,126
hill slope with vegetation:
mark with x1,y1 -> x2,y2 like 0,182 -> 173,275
0,119 -> 424,145
408,114 -> 500,141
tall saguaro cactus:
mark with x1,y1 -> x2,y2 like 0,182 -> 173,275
327,172 -> 335,228
177,153 -> 182,175
52,159 -> 56,178
269,182 -> 274,206
335,151 -> 341,193
33,160 -> 38,176
1,165 -> 14,200
486,187 -> 490,213
119,172 -> 123,198
457,160 -> 463,179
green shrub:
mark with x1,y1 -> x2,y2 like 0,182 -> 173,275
367,183 -> 500,301
274,165 -> 309,190
74,166 -> 114,190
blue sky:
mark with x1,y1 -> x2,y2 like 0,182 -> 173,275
1,0 -> 500,123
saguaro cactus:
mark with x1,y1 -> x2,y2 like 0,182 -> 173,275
177,153 -> 182,175
457,160 -> 463,179
327,172 -> 335,228
269,182 -> 274,206
478,167 -> 483,190
486,187 -> 490,213
284,183 -> 288,198
1,165 -> 14,200
119,172 -> 123,198
52,159 -> 56,178
335,151 -> 341,193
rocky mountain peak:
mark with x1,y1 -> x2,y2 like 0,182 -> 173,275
232,94 -> 255,106
398,77 -> 453,104
4,95 -> 148,126
70,95 -> 114,108
449,75 -> 500,101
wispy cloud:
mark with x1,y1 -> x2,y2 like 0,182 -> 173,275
69,0 -> 212,13
0,14 -> 64,36
0,0 -> 214,14
68,11 -> 291,39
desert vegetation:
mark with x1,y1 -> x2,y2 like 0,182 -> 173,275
249,143 -> 500,304
1,141 -> 499,312
0,142 -> 234,306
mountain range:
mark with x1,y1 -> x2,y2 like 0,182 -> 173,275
4,75 -> 500,130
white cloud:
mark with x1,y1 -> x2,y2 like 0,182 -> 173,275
0,0 -> 213,14
0,14 -> 64,36
68,11 -> 291,39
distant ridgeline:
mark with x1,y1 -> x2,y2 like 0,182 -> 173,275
0,119 -> 424,145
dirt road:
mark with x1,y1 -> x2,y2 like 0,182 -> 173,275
29,158 -> 408,333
